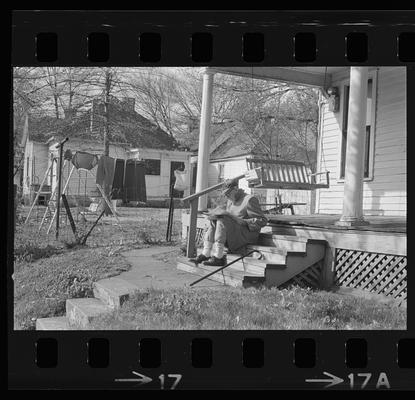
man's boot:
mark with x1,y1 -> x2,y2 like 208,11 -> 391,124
203,242 -> 226,267
189,254 -> 210,264
189,241 -> 213,264
203,256 -> 226,267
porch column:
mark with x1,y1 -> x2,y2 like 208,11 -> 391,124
195,68 -> 215,211
336,67 -> 369,226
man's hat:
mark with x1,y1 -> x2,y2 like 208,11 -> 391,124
221,179 -> 238,194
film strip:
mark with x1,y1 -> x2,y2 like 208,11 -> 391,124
8,10 -> 414,390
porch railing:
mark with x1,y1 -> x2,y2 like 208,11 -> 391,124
182,173 -> 245,258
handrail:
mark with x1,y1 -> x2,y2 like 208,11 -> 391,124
182,173 -> 246,203
189,249 -> 262,287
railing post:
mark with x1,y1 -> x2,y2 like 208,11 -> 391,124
187,198 -> 198,258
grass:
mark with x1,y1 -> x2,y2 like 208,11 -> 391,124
13,206 -> 183,330
88,285 -> 406,330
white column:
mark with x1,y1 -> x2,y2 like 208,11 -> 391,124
195,68 -> 214,211
336,67 -> 369,226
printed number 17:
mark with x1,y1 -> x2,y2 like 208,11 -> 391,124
159,374 -> 182,390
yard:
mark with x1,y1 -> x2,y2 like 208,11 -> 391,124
13,205 -> 184,330
13,205 -> 406,330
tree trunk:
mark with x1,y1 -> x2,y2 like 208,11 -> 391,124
103,71 -> 111,156
54,95 -> 59,119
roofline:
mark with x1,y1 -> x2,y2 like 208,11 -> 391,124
46,136 -> 132,147
210,152 -> 254,162
127,147 -> 191,155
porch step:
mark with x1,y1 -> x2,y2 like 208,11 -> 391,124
66,298 -> 113,328
225,253 -> 287,275
177,256 -> 264,288
264,239 -> 326,287
36,316 -> 70,330
257,233 -> 308,252
93,277 -> 139,309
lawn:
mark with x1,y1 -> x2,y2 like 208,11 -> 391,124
13,206 -> 184,330
88,285 -> 406,330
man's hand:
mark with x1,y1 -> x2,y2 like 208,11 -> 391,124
224,214 -> 246,225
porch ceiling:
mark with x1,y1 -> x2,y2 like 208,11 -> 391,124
209,66 -> 347,88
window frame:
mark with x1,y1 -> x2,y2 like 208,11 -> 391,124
143,158 -> 161,176
337,70 -> 377,182
218,163 -> 225,182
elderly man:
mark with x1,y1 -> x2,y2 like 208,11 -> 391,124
190,179 -> 268,267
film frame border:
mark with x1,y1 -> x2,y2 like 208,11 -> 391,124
8,10 -> 414,390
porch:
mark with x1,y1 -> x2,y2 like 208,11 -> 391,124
179,212 -> 406,304
178,66 -> 406,304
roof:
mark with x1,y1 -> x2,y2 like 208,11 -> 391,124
188,121 -> 252,154
23,98 -> 182,151
188,121 -> 265,160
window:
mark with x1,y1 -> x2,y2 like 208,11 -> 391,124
143,159 -> 161,175
340,78 -> 374,179
218,163 -> 225,182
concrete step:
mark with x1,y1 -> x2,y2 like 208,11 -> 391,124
36,316 -> 70,330
93,277 -> 138,308
177,257 -> 263,288
66,298 -> 112,328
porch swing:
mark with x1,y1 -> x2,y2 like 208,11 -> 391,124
243,66 -> 331,191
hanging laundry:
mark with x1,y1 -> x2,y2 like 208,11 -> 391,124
72,151 -> 99,171
64,149 -> 73,161
173,169 -> 189,192
96,155 -> 116,216
112,158 -> 126,200
96,155 -> 116,189
124,160 -> 147,203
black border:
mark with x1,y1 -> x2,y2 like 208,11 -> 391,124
8,10 -> 414,390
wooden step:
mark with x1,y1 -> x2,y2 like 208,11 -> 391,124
225,253 -> 287,275
177,257 -> 263,288
257,233 -> 308,252
264,240 -> 326,288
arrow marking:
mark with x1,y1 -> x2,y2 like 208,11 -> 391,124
306,371 -> 344,388
115,371 -> 153,386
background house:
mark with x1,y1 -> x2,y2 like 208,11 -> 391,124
21,96 -> 191,205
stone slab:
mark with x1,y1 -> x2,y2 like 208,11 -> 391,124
36,316 -> 70,330
66,298 -> 112,328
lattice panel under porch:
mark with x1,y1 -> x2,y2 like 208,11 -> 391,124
281,262 -> 323,290
335,249 -> 407,303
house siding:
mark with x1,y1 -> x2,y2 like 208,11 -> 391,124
316,67 -> 406,217
129,148 -> 191,198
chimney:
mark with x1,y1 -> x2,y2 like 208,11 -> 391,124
121,97 -> 135,112
64,108 -> 76,120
